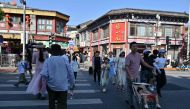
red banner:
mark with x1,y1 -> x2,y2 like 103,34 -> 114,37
111,22 -> 125,42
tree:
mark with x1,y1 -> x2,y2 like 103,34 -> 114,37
0,8 -> 4,21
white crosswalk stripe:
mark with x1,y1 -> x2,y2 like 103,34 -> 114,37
0,90 -> 100,94
0,73 -> 103,108
7,79 -> 88,82
0,83 -> 91,87
0,99 -> 103,107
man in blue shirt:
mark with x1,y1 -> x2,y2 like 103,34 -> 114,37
41,44 -> 75,109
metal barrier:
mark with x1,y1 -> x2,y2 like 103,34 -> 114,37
0,54 -> 17,67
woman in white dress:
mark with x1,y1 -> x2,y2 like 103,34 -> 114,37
101,57 -> 110,93
115,51 -> 126,91
26,47 -> 49,99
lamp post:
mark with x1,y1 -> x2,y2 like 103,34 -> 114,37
187,4 -> 190,59
20,0 -> 26,61
155,14 -> 160,47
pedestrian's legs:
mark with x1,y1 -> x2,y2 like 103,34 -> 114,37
47,86 -> 56,109
57,91 -> 67,109
126,79 -> 133,106
41,77 -> 47,98
160,69 -> 167,88
97,70 -> 101,84
94,69 -> 97,82
156,72 -> 162,96
28,69 -> 33,79
74,72 -> 77,80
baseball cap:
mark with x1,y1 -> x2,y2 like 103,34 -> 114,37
143,49 -> 151,54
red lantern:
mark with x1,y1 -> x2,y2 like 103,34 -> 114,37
25,15 -> 31,27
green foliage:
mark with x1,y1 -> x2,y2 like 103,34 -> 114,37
0,8 -> 4,21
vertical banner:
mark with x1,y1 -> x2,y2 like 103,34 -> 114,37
111,22 -> 125,42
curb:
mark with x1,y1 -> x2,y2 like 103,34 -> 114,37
164,68 -> 177,71
0,67 -> 17,73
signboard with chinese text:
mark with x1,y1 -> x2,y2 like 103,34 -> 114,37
111,22 -> 125,42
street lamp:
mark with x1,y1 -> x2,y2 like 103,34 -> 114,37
155,14 -> 160,47
187,4 -> 190,59
20,0 -> 26,61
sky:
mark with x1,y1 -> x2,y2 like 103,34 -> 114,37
13,0 -> 190,25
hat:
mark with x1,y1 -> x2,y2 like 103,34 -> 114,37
159,49 -> 166,53
143,49 -> 151,54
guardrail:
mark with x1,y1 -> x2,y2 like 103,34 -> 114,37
0,54 -> 17,67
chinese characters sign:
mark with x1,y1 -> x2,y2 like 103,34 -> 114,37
111,22 -> 125,42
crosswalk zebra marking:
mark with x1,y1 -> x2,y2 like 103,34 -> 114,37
7,79 -> 88,82
0,90 -> 100,94
0,83 -> 91,87
0,99 -> 103,107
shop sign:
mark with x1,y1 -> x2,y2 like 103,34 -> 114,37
111,22 -> 125,42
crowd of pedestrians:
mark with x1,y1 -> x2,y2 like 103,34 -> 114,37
91,41 -> 167,109
12,41 -> 168,109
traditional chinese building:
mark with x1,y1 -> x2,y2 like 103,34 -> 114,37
78,8 -> 188,60
0,2 -> 70,53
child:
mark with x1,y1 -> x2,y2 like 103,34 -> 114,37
137,81 -> 161,109
101,57 -> 110,93
71,55 -> 80,80
14,55 -> 29,87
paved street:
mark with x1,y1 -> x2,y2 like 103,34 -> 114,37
0,69 -> 190,109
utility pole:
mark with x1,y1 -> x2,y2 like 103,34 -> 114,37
20,0 -> 26,61
155,14 -> 160,48
187,4 -> 190,59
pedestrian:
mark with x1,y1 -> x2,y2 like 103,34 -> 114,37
71,55 -> 80,80
41,44 -> 75,109
149,49 -> 159,67
101,57 -> 110,92
13,54 -> 29,87
115,51 -> 126,91
125,42 -> 155,109
92,51 -> 102,85
26,47 -> 33,80
26,46 -> 49,100
140,49 -> 152,83
153,49 -> 167,97
108,51 -> 117,85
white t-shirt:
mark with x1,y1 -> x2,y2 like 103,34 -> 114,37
154,57 -> 167,69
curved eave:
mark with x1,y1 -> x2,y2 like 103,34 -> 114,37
1,7 -> 69,21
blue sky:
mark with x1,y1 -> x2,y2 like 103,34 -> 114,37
17,0 -> 190,25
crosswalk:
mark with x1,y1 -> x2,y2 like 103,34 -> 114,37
0,71 -> 103,108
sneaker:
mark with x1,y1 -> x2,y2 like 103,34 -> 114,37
14,84 -> 18,88
40,96 -> 46,100
130,105 -> 135,109
144,104 -> 149,109
156,104 -> 161,109
36,93 -> 41,99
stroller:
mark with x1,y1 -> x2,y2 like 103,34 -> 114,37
132,82 -> 157,109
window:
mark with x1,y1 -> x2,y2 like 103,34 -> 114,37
93,30 -> 98,41
102,25 -> 109,39
130,25 -> 136,36
137,26 -> 146,36
130,23 -> 153,37
56,20 -> 64,33
165,27 -> 173,37
147,26 -> 153,37
38,19 -> 53,31
12,16 -> 20,23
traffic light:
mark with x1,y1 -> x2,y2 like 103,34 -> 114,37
25,15 -> 31,27
166,36 -> 171,45
49,35 -> 53,45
